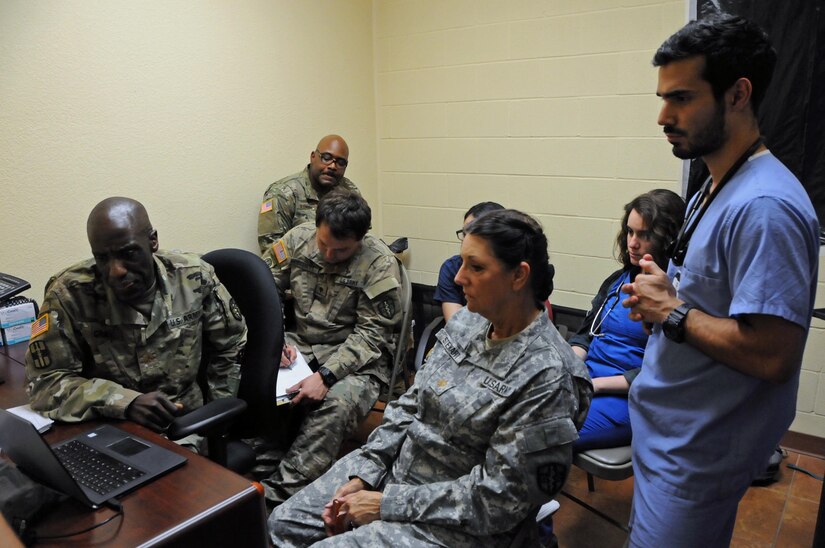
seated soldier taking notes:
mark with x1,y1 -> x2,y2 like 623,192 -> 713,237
259,189 -> 402,509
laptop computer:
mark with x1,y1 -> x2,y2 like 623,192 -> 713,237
0,408 -> 187,508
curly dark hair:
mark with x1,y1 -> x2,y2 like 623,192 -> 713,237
653,14 -> 776,115
464,209 -> 554,308
615,189 -> 685,270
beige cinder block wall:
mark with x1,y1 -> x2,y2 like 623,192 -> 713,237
374,0 -> 684,308
0,0 -> 378,297
373,0 -> 825,438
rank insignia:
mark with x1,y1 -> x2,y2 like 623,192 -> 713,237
229,298 -> 243,321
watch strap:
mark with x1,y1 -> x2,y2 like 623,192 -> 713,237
317,366 -> 338,387
663,303 -> 694,343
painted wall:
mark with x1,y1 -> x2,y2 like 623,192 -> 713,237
374,0 -> 685,310
372,0 -> 825,438
1,0 -> 378,297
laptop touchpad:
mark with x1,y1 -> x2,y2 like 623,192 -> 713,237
109,437 -> 151,457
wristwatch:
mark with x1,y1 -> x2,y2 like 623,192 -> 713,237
317,366 -> 338,388
662,303 -> 694,343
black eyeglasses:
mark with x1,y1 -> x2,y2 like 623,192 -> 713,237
315,150 -> 348,168
456,229 -> 465,241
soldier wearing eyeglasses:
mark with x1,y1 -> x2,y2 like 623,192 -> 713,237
258,135 -> 360,259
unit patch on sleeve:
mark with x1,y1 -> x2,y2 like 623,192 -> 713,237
536,463 -> 567,496
29,340 -> 52,369
376,298 -> 395,319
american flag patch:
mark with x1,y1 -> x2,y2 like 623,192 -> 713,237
273,240 -> 289,264
30,314 -> 49,339
260,200 -> 273,214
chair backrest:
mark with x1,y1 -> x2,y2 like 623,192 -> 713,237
384,259 -> 413,401
202,249 -> 284,437
414,315 -> 444,371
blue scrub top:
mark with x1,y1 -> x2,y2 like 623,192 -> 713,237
586,271 -> 647,380
629,152 -> 819,501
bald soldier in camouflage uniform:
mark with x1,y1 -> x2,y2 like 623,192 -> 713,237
259,189 -> 402,508
25,197 -> 247,439
258,134 -> 359,255
269,307 -> 591,546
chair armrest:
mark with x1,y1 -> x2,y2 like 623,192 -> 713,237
166,397 -> 247,440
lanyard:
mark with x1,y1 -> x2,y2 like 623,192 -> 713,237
667,136 -> 764,266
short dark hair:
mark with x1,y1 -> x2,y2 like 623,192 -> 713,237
464,209 -> 554,308
315,189 -> 371,240
615,189 -> 685,270
653,14 -> 776,115
463,201 -> 504,221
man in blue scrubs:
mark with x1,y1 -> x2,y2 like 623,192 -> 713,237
622,15 -> 819,546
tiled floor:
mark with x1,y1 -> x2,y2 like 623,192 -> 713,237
552,449 -> 823,547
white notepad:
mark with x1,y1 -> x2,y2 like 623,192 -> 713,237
7,403 -> 54,433
275,349 -> 314,405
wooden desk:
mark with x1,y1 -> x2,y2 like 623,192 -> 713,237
0,343 -> 28,408
0,340 -> 27,364
0,344 -> 269,547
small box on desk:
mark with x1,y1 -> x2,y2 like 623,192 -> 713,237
0,297 -> 37,328
2,321 -> 33,345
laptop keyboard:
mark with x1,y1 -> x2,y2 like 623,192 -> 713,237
54,440 -> 145,495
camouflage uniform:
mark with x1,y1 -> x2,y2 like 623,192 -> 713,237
259,222 -> 403,507
269,307 -> 592,547
257,167 -> 359,255
24,251 -> 248,423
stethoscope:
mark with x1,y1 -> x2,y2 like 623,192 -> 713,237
589,270 -> 635,337
666,136 -> 764,266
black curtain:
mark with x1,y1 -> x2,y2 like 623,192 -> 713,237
689,1 -> 825,227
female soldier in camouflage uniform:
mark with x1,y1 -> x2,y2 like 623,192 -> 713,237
269,209 -> 592,547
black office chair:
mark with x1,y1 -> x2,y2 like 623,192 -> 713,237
168,248 -> 284,473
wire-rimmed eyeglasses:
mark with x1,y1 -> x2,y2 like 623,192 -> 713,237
315,150 -> 348,168
589,283 -> 623,337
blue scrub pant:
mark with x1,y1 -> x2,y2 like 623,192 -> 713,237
573,394 -> 631,452
628,467 -> 746,547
